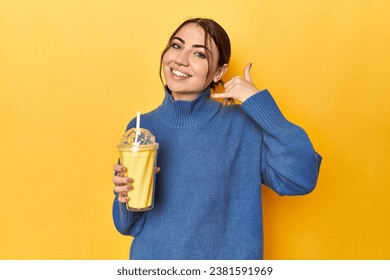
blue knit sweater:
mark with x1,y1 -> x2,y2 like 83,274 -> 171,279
113,87 -> 322,260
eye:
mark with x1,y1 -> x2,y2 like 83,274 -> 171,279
195,52 -> 206,59
172,43 -> 181,50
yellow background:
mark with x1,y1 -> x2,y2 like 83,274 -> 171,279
1,0 -> 389,259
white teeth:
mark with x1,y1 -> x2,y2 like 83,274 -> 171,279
172,69 -> 191,78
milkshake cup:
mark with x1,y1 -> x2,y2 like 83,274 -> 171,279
117,113 -> 159,211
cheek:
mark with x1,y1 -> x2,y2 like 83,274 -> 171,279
162,49 -> 176,64
162,54 -> 172,73
192,60 -> 211,78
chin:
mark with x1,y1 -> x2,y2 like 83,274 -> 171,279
166,82 -> 188,93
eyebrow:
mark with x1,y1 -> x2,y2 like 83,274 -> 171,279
172,36 -> 211,52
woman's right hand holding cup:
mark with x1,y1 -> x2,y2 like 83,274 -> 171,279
113,164 -> 133,203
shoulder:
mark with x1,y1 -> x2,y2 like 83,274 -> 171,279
219,103 -> 251,121
214,103 -> 260,133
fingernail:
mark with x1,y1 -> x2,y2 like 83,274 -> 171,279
127,178 -> 133,183
127,186 -> 133,190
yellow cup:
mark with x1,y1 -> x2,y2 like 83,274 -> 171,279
117,128 -> 159,211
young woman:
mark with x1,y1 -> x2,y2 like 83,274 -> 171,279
112,18 -> 322,260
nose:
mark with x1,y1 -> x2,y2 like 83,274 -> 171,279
174,50 -> 189,67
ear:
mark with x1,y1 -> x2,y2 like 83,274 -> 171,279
213,64 -> 228,83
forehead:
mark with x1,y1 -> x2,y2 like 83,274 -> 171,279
174,23 -> 217,49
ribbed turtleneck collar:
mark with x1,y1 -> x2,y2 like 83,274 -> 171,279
156,86 -> 221,128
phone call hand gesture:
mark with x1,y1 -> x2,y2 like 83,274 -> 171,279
212,63 -> 260,103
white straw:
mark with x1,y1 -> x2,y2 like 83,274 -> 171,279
135,111 -> 140,144
136,111 -> 140,131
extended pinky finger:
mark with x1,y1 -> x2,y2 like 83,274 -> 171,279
211,93 -> 229,99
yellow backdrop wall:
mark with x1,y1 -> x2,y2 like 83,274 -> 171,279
1,0 -> 389,259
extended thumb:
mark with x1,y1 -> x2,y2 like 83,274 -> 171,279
244,63 -> 253,83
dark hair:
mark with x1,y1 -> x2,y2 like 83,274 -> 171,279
159,18 -> 231,90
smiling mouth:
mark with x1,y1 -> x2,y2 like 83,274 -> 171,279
172,69 -> 192,78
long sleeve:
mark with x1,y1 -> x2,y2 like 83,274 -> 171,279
112,195 -> 146,236
242,89 -> 322,195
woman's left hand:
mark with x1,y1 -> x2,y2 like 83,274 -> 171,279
212,63 -> 260,103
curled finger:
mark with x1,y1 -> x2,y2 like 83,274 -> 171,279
224,75 -> 245,88
113,164 -> 126,172
114,184 -> 133,194
118,195 -> 128,204
113,175 -> 132,186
